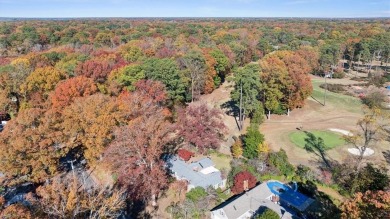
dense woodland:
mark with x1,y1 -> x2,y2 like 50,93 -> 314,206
0,18 -> 389,218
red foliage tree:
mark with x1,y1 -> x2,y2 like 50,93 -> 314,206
134,80 -> 168,104
156,46 -> 176,59
231,171 -> 257,194
75,59 -> 113,83
176,103 -> 226,153
0,57 -> 10,65
104,110 -> 172,202
103,80 -> 173,202
177,149 -> 194,161
50,76 -> 97,111
97,81 -> 171,203
116,80 -> 171,122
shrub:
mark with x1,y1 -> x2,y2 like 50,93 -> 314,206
333,68 -> 345,78
243,125 -> 264,159
295,164 -> 315,182
231,138 -> 243,158
361,86 -> 388,108
257,141 -> 270,155
268,149 -> 295,177
186,187 -> 207,202
256,208 -> 279,219
250,105 -> 265,125
319,83 -> 345,93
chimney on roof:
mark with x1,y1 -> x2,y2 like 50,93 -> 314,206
244,180 -> 249,191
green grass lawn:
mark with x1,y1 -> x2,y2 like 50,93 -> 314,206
289,130 -> 345,150
311,79 -> 362,114
208,152 -> 232,172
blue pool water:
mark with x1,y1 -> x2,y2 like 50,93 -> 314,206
266,181 -> 311,210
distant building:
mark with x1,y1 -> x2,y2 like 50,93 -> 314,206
210,180 -> 314,219
166,155 -> 226,191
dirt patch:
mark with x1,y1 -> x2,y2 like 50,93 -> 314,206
197,81 -> 249,155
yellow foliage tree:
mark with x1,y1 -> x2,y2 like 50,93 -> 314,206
231,139 -> 243,158
258,141 -> 270,155
20,66 -> 65,96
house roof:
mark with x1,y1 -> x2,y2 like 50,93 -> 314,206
167,156 -> 224,189
213,182 -> 275,219
211,181 -> 297,219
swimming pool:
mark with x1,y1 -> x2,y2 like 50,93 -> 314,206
266,181 -> 313,211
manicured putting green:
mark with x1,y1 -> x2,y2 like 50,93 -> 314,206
289,130 -> 345,150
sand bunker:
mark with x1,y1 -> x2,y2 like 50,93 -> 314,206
329,128 -> 352,136
348,147 -> 374,156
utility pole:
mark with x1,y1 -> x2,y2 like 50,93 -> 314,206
324,73 -> 327,106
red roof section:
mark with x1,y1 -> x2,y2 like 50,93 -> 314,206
177,149 -> 194,161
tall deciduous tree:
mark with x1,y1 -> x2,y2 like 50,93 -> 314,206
341,190 -> 390,219
202,49 -> 218,94
176,103 -> 226,153
110,64 -> 145,91
75,59 -> 113,83
344,107 -> 390,193
33,173 -> 126,219
0,108 -> 61,184
20,66 -> 65,98
259,55 -> 287,118
105,112 -> 172,203
180,51 -> 206,102
104,81 -> 172,203
344,107 -> 390,171
61,94 -> 120,164
319,42 -> 342,73
231,138 -> 243,158
50,76 -> 98,111
281,52 -> 313,109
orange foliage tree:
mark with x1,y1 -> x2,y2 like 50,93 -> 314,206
341,190 -> 390,219
61,94 -> 120,164
50,76 -> 97,111
0,108 -> 62,184
203,49 -> 218,94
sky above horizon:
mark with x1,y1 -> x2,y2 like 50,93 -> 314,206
0,0 -> 389,18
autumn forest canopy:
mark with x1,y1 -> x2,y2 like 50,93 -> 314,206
0,18 -> 389,218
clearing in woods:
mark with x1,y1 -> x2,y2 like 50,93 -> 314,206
261,76 -> 389,167
196,75 -> 388,167
198,76 -> 363,164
